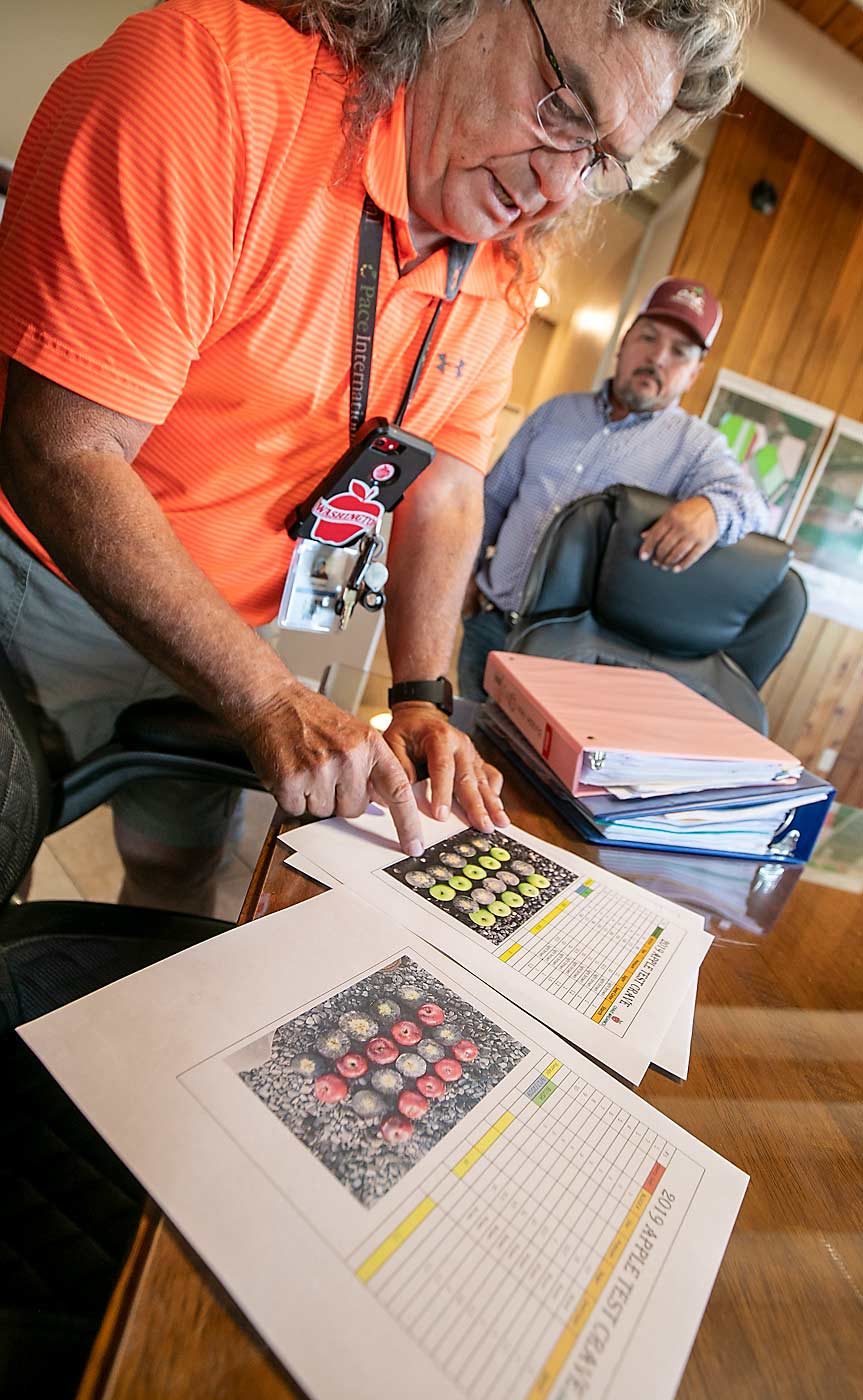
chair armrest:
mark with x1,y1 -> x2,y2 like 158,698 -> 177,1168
115,698 -> 253,765
53,699 -> 263,832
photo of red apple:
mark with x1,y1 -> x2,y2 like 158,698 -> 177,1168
416,1074 -> 445,1099
452,1039 -> 479,1063
435,1058 -> 462,1083
336,1051 -> 368,1079
315,1074 -> 348,1103
366,1036 -> 399,1065
380,1113 -> 414,1144
417,1003 -> 445,1027
398,1090 -> 429,1120
391,1019 -> 422,1046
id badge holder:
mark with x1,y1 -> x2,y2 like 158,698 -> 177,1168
278,418 -> 435,634
277,538 -> 364,633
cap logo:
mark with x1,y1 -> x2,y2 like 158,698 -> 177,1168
671,285 -> 706,316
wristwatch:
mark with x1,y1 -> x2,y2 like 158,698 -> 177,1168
388,676 -> 454,716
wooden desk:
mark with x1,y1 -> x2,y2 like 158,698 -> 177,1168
78,753 -> 863,1400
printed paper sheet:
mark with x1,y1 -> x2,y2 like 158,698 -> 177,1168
21,889 -> 745,1400
281,809 -> 711,1082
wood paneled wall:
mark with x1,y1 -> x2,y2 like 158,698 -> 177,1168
673,92 -> 863,420
670,90 -> 863,800
782,0 -> 863,58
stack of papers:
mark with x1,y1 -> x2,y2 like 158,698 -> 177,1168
280,803 -> 709,1085
600,797 -> 815,854
588,840 -> 803,938
479,702 -> 833,863
22,886 -> 746,1400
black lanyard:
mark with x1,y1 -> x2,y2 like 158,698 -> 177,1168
349,194 -> 475,439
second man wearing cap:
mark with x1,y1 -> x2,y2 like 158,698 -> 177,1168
458,277 -> 770,700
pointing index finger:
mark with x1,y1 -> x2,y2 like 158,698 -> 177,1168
370,743 -> 424,857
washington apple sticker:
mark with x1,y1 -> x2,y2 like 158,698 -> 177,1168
310,478 -> 385,547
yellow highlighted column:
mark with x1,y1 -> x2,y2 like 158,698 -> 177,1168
591,926 -> 664,1023
499,943 -> 522,962
527,1183 -> 656,1399
356,1197 -> 437,1283
528,900 -> 570,934
452,1111 -> 516,1178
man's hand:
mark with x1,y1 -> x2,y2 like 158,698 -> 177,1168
385,703 -> 508,833
235,683 -> 424,856
638,496 -> 718,571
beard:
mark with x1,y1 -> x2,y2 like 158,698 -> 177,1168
614,370 -> 667,414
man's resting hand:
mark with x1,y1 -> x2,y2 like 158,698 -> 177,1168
638,496 -> 719,571
385,703 -> 508,834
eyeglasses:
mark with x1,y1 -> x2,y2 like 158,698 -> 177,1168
522,0 -> 633,202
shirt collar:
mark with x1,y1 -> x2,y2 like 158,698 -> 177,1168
362,92 -> 510,303
363,89 -> 412,229
596,379 -> 678,426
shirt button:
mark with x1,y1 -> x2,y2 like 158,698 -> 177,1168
603,427 -> 611,436
575,463 -> 584,473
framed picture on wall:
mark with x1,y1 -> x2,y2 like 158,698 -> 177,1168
787,416 -> 863,631
701,370 -> 834,538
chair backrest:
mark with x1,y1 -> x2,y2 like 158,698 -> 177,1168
0,643 -> 53,905
516,484 -> 806,683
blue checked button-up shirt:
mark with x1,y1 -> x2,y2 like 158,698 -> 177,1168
476,383 -> 769,614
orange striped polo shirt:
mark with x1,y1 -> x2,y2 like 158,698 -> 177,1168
0,0 -> 527,623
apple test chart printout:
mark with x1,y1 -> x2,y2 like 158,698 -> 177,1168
22,889 -> 746,1400
280,805 -> 712,1084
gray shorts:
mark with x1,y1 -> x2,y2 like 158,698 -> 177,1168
0,525 -> 266,849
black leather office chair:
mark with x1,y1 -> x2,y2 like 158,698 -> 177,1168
0,646 -> 264,1397
506,485 -> 807,734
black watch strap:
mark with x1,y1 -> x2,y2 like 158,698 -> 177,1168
388,676 -> 454,716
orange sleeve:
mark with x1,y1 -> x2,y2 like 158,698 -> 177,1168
433,319 -> 527,474
0,9 -> 242,423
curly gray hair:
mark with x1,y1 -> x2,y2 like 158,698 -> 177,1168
248,0 -> 755,185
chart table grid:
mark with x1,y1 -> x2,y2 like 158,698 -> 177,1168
503,888 -> 671,1025
351,1060 -> 679,1400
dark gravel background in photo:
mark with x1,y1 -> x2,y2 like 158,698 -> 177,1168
238,956 -> 529,1207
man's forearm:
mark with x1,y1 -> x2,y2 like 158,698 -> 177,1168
1,447 -> 292,726
385,457 -> 484,684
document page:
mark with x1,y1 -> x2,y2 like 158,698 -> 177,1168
21,889 -> 745,1400
286,838 -> 698,1080
282,809 -> 711,1083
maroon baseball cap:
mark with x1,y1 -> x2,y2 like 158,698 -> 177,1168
637,277 -> 722,349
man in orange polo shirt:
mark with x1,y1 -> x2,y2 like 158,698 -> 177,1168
0,0 -> 750,911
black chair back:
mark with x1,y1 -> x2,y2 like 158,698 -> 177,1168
509,485 -> 808,732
